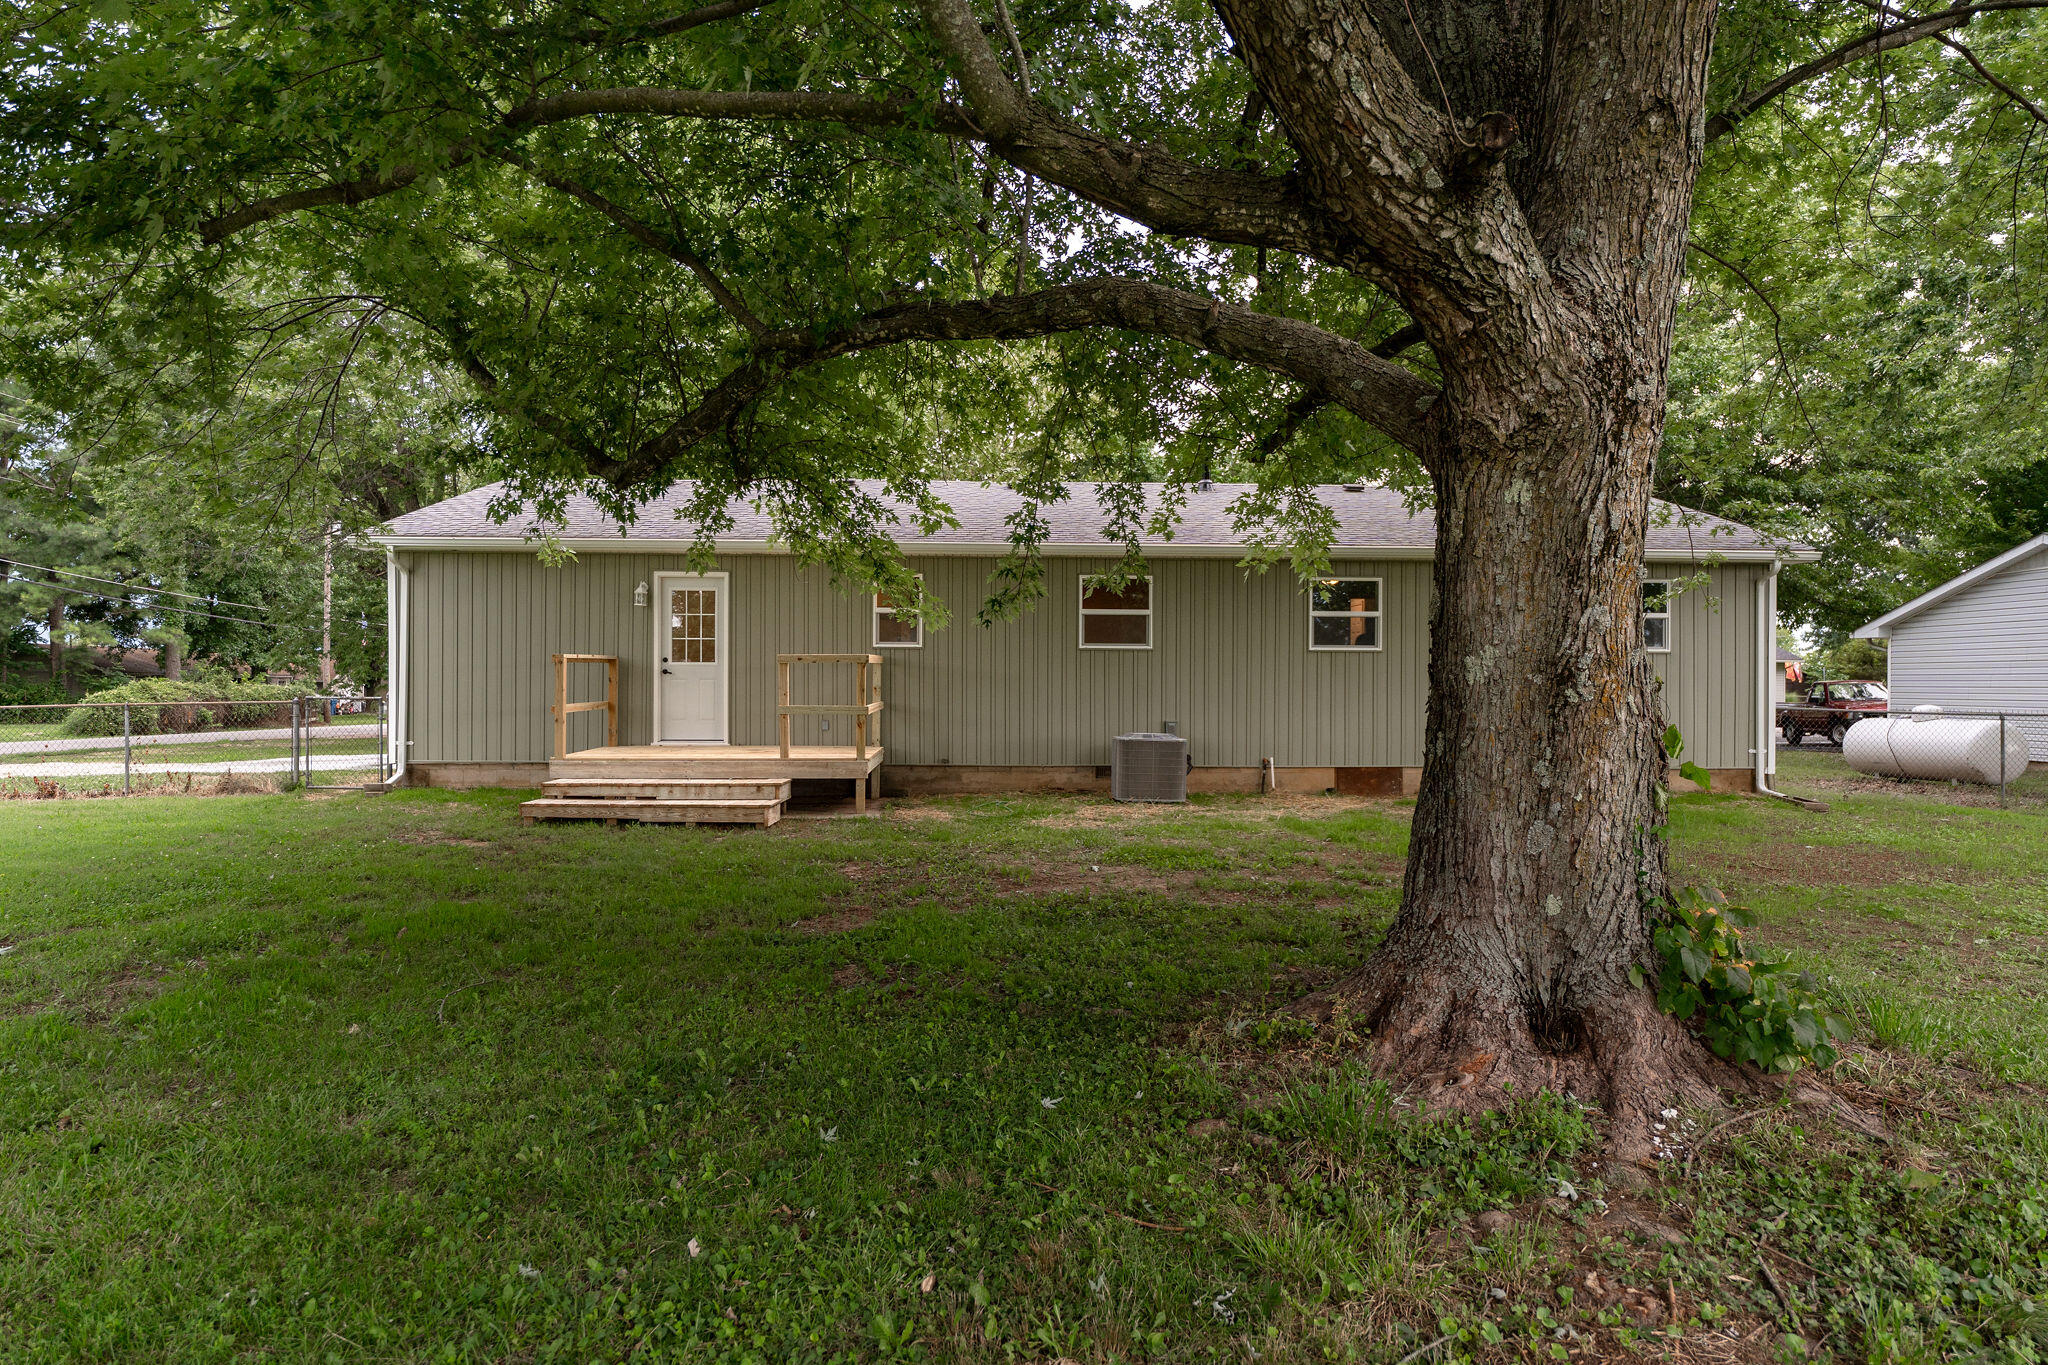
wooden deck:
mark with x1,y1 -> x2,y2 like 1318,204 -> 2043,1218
548,744 -> 884,782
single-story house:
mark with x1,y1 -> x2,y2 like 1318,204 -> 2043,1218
1856,532 -> 2048,759
372,481 -> 1815,797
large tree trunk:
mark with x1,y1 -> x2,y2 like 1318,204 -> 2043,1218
1285,1 -> 1756,1163
1313,348 -> 1744,1164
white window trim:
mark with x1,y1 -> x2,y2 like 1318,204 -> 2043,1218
873,574 -> 923,649
1078,573 -> 1154,650
1644,579 -> 1673,653
1307,576 -> 1384,652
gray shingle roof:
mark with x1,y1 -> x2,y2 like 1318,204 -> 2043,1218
380,480 -> 1807,559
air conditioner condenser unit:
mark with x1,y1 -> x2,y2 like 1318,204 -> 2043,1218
1112,732 -> 1190,802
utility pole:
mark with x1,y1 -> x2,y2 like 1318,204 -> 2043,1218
320,523 -> 336,691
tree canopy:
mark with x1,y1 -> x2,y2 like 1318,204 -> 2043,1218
2,2 -> 2042,624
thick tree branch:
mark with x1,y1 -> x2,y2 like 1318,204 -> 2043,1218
908,0 -> 1351,262
586,280 -> 1438,485
1207,0 -> 1568,386
1936,33 -> 2048,127
1247,390 -> 1327,462
502,87 -> 926,130
1706,0 -> 2048,142
199,154 -> 471,245
490,0 -> 781,44
199,77 -> 1334,265
1370,322 -> 1425,359
489,152 -> 768,336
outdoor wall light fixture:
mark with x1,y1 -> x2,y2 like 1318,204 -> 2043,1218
634,581 -> 649,607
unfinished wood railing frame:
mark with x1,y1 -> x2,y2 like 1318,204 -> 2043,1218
776,653 -> 884,760
552,653 -> 619,759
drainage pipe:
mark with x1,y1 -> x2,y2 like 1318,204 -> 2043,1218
381,548 -> 411,790
1753,565 -> 1820,810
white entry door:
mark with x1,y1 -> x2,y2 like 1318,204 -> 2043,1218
655,573 -> 727,743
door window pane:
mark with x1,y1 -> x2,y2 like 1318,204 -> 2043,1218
670,587 -> 717,664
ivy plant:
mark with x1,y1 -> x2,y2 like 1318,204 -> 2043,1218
1634,889 -> 1849,1074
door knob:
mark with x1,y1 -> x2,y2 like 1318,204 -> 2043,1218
662,668 -> 673,675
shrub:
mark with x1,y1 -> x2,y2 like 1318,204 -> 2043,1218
1638,888 -> 1849,1073
56,679 -> 300,737
0,675 -> 68,708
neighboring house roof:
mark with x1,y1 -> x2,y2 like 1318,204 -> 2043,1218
1775,645 -> 1802,663
377,479 -> 1817,562
1854,533 -> 2048,639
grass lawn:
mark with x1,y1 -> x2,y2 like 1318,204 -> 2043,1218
1,784 -> 2044,1363
0,735 -> 382,767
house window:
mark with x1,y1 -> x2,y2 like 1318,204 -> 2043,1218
1079,575 -> 1152,649
874,576 -> 923,648
1308,577 -> 1381,650
1643,580 -> 1672,652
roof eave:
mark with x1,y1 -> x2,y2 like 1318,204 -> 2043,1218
1854,532 -> 2048,638
372,533 -> 1804,563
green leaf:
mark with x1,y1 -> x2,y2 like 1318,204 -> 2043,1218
1790,1012 -> 1820,1050
1628,965 -> 1646,989
1679,943 -> 1711,983
1662,724 -> 1685,760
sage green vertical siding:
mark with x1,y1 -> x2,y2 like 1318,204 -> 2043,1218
1649,560 -> 1767,772
399,550 -> 1764,771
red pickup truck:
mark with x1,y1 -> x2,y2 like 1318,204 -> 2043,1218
1777,680 -> 1889,747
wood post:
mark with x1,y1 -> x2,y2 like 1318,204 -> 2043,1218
854,657 -> 869,761
606,656 -> 619,747
552,654 -> 568,760
777,656 -> 792,758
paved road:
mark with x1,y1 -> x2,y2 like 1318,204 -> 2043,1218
1,722 -> 377,755
0,754 -> 383,779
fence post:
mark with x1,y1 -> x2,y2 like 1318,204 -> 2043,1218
2000,713 -> 2009,808
122,703 -> 131,795
379,695 -> 389,786
291,696 -> 301,789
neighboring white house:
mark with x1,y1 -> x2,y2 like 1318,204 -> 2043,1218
1856,532 -> 2048,759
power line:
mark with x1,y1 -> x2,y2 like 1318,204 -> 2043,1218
0,558 -> 268,611
7,582 -> 272,627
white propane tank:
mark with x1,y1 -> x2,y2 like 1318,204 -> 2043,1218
1841,707 -> 2031,785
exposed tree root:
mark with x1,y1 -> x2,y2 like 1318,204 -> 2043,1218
1295,962 -> 1776,1179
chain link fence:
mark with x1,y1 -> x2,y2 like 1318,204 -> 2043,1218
1774,709 -> 2048,809
0,695 -> 387,798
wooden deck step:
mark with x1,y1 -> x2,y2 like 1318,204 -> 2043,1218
541,778 -> 792,802
519,797 -> 782,827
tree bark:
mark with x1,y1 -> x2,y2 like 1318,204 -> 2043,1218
1307,345 -> 1750,1166
163,634 -> 182,681
1276,0 -> 1762,1165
